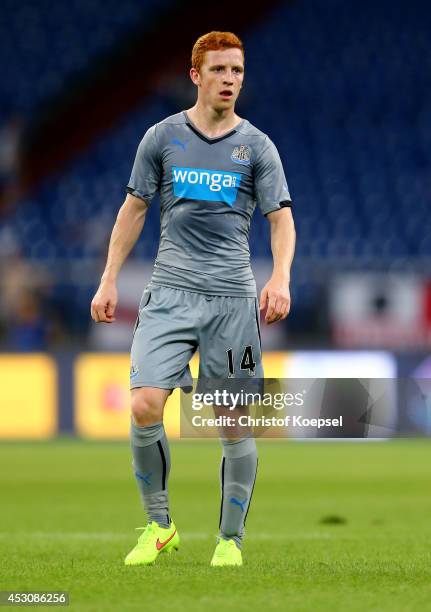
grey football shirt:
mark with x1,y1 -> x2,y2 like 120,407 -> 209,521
127,111 -> 292,297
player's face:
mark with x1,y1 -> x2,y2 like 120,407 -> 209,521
194,48 -> 244,111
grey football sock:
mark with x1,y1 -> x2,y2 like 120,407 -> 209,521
218,437 -> 258,549
130,420 -> 171,528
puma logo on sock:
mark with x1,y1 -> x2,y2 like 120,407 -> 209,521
229,497 -> 247,512
135,471 -> 153,485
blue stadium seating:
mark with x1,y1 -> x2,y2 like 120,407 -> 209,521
0,0 -> 172,121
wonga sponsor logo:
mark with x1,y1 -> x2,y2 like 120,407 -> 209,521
172,166 -> 242,206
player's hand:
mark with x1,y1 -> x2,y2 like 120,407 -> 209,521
259,276 -> 291,324
91,280 -> 118,323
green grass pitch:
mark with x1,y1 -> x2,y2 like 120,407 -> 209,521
0,439 -> 430,611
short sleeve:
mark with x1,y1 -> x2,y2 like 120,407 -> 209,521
254,137 -> 292,215
126,125 -> 161,205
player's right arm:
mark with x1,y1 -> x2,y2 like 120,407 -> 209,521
90,193 -> 149,323
92,124 -> 160,323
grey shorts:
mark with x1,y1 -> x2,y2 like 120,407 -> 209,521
130,283 -> 263,391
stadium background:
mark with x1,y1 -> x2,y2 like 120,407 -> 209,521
0,1 -> 430,610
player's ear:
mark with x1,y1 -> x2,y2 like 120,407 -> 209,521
190,67 -> 201,87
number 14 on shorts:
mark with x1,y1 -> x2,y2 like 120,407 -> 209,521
226,346 -> 256,377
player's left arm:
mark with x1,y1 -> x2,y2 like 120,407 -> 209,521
260,207 -> 296,324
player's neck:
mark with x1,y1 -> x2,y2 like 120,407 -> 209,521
185,103 -> 242,138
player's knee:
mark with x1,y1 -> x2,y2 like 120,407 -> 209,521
131,392 -> 163,426
221,436 -> 257,458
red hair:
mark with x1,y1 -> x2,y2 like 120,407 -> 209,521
191,31 -> 244,72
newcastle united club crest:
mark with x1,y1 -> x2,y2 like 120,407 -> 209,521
231,145 -> 251,166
